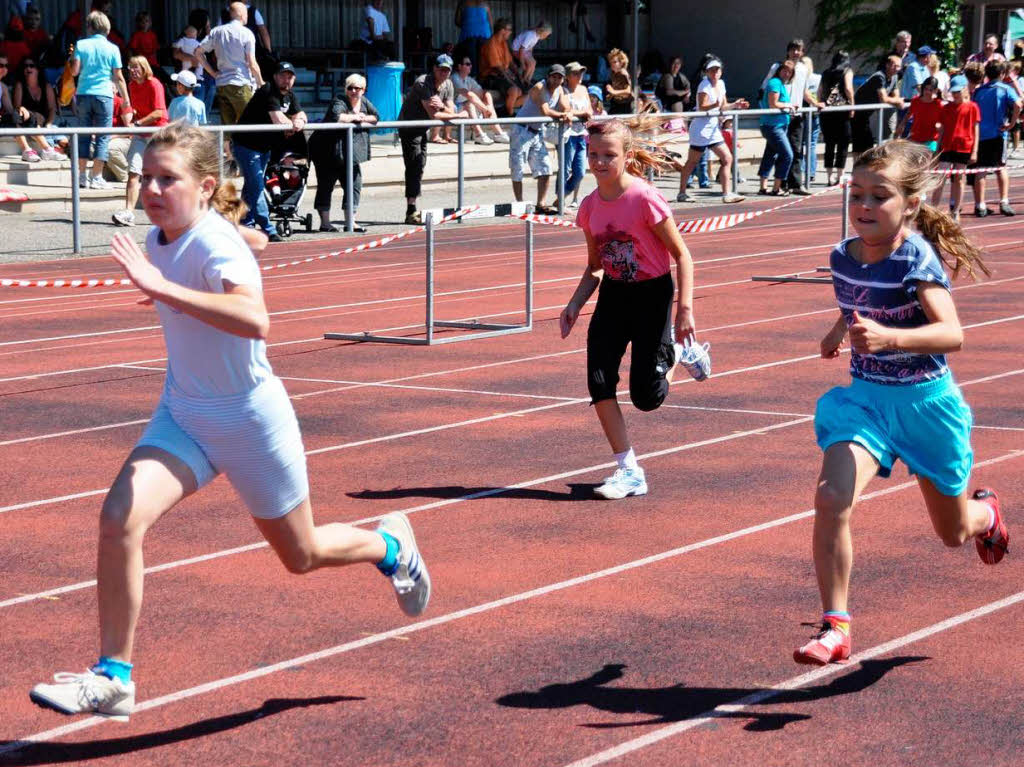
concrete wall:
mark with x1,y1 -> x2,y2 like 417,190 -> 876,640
646,0 -> 827,100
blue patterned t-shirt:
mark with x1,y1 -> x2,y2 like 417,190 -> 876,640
829,233 -> 952,385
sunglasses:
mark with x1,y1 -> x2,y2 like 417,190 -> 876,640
0,62 -> 8,69
346,85 -> 363,91
24,62 -> 37,69
460,61 -> 472,65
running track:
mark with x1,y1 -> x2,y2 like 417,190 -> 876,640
0,185 -> 1022,767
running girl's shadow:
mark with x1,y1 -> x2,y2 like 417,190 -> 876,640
496,658 -> 927,731
0,695 -> 361,765
348,483 -> 599,503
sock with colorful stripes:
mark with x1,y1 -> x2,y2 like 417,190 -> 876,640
92,656 -> 133,684
375,531 -> 401,576
823,610 -> 851,635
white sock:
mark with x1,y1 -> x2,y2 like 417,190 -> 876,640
1000,197 -> 1010,205
614,448 -> 638,471
984,506 -> 996,534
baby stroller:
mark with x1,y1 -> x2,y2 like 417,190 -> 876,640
264,152 -> 314,237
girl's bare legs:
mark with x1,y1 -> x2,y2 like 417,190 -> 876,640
812,442 -> 879,613
709,142 -> 734,196
918,478 -> 993,546
594,398 -> 630,454
930,171 -> 945,207
950,172 -> 965,215
98,446 -> 197,662
253,497 -> 386,574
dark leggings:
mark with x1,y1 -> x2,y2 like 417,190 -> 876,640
586,273 -> 675,411
399,128 -> 428,200
821,111 -> 851,171
312,159 -> 362,213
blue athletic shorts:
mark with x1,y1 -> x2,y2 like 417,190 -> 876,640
137,376 -> 309,519
814,373 -> 974,496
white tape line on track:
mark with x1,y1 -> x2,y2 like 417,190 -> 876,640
2,447 -> 1021,756
559,589 -> 1024,767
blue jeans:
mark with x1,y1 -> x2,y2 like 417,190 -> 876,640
688,148 -> 709,186
233,143 -> 275,235
77,94 -> 114,161
196,79 -> 216,120
563,134 -> 586,195
758,124 -> 794,181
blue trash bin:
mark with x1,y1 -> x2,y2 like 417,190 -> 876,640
367,61 -> 405,133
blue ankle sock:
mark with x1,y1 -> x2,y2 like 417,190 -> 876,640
92,656 -> 133,684
375,531 -> 400,576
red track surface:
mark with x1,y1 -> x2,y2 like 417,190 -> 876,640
1,187 -> 1022,767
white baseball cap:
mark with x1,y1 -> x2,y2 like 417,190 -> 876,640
705,59 -> 723,70
171,70 -> 198,89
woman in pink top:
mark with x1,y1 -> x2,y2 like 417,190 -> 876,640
559,118 -> 710,500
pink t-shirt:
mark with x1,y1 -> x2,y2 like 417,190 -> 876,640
576,179 -> 674,282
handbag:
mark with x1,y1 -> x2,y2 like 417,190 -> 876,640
57,45 -> 76,108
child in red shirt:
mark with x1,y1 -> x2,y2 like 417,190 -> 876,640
129,11 -> 160,71
932,74 -> 980,220
896,77 -> 943,152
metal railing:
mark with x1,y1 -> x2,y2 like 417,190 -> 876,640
2,103 -> 896,254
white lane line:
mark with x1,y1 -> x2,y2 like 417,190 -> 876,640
0,419 -> 149,447
0,489 -> 109,514
0,416 -> 813,606
975,424 -> 1024,432
560,590 -> 1024,767
3,448 -> 1021,756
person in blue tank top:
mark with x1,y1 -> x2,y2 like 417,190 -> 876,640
794,140 -> 1009,668
455,0 -> 491,65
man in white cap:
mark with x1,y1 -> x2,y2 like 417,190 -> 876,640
168,70 -> 208,125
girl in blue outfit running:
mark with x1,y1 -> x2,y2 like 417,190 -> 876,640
795,140 -> 1008,666
30,122 -> 431,721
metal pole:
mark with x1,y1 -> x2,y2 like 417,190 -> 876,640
345,126 -> 354,233
397,0 -> 405,64
876,105 -> 884,146
525,218 -> 534,327
729,110 -> 739,193
841,180 -> 850,240
805,110 -> 812,186
457,122 -> 465,214
425,212 -> 434,344
556,121 -> 565,214
70,138 -> 82,255
217,127 -> 224,180
631,0 -> 639,93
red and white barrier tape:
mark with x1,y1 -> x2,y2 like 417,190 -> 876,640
0,186 -> 28,203
928,162 -> 1024,176
518,182 -> 842,234
0,206 -> 480,288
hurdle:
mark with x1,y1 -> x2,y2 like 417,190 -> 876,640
324,208 -> 535,345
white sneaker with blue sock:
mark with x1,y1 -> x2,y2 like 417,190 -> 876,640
376,512 -> 431,616
30,670 -> 135,721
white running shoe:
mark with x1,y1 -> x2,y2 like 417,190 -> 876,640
21,149 -> 40,163
474,133 -> 494,145
675,338 -> 712,381
30,670 -> 135,721
78,174 -> 90,189
89,176 -> 111,190
112,209 -> 135,227
594,467 -> 648,499
376,513 -> 431,616
493,131 -> 510,144
41,148 -> 64,162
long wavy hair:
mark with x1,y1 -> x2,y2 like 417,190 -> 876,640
853,140 -> 989,280
585,114 -> 675,178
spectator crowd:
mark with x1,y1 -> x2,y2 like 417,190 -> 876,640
2,1 -> 1023,232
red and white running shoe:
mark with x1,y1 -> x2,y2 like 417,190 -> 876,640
974,488 -> 1009,565
793,615 -> 851,666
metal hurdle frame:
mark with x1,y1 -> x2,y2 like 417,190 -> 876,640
323,212 -> 535,345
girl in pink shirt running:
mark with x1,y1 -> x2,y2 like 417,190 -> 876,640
560,118 -> 710,500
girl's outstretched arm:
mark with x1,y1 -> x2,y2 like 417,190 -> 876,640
111,234 -> 270,339
560,229 -> 602,338
821,313 -> 847,358
652,217 -> 695,342
239,225 -> 269,255
849,282 -> 963,355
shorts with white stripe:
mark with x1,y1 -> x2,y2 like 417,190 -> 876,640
137,376 -> 309,519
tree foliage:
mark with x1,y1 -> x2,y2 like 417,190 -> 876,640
811,0 -> 965,66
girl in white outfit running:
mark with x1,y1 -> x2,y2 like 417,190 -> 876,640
30,122 -> 431,722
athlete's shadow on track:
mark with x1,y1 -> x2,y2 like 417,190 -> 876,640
0,695 -> 361,765
348,483 -> 599,502
496,657 -> 928,731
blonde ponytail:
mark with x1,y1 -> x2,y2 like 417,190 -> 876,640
915,203 -> 989,280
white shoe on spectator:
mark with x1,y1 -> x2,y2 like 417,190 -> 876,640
722,193 -> 745,204
89,176 -> 111,190
78,175 -> 90,189
112,209 -> 135,227
474,133 -> 494,145
41,148 -> 63,162
21,149 -> 41,163
493,131 -> 510,143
